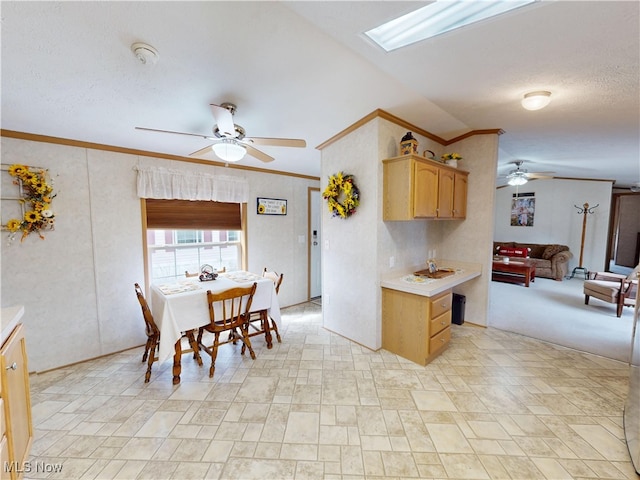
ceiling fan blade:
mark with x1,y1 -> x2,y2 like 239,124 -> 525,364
527,173 -> 554,179
243,137 -> 306,148
245,144 -> 274,163
189,144 -> 216,157
210,104 -> 236,137
135,126 -> 215,140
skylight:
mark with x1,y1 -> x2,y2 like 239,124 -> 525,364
365,0 -> 536,52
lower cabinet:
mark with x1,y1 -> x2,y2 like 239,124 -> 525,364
1,323 -> 33,480
382,288 -> 452,366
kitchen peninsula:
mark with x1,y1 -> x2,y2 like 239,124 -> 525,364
381,260 -> 482,366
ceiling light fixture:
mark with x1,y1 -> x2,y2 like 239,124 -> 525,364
521,91 -> 552,110
212,139 -> 246,162
507,174 -> 528,186
364,0 -> 536,52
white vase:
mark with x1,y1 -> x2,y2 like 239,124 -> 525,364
446,159 -> 458,168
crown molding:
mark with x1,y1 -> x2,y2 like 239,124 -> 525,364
316,108 -> 503,150
0,129 -> 320,182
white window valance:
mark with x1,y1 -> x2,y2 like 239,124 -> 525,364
135,166 -> 249,203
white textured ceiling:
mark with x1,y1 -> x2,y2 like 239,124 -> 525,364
1,1 -> 639,187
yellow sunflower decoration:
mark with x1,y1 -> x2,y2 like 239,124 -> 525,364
322,171 -> 360,219
4,164 -> 57,242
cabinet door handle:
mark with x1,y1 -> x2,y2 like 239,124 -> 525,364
6,362 -> 17,371
440,320 -> 446,325
441,303 -> 447,308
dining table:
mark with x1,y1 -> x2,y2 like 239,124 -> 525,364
150,270 -> 281,384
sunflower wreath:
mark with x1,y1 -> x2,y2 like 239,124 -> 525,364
322,171 -> 360,219
5,164 -> 57,243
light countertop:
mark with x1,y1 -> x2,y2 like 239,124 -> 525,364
380,260 -> 483,297
1,305 -> 25,346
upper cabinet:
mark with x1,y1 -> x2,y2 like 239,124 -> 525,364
383,154 -> 468,221
453,172 -> 468,219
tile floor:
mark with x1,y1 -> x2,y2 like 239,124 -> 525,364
24,303 -> 639,479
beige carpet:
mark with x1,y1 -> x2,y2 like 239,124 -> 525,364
488,275 -> 635,362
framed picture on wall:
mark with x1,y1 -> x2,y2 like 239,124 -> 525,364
511,192 -> 535,227
257,197 -> 287,216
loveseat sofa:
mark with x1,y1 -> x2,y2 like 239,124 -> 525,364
493,241 -> 572,281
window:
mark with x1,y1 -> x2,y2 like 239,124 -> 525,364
143,199 -> 246,283
176,230 -> 202,244
147,229 -> 241,282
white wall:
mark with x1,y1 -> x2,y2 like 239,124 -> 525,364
1,137 -> 319,372
320,120 -> 381,349
320,116 -> 500,349
439,134 -> 500,326
493,179 -> 612,272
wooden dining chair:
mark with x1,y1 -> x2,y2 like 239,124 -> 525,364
260,268 -> 283,342
134,283 -> 202,383
197,283 -> 257,378
240,268 -> 284,350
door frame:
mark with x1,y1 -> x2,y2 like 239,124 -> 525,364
307,187 -> 321,300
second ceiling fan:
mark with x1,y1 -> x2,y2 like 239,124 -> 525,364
501,160 -> 555,186
136,102 -> 306,163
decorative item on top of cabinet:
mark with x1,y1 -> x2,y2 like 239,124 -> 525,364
382,288 -> 453,366
399,132 -> 418,155
441,152 -> 463,168
382,154 -> 468,221
1,318 -> 33,480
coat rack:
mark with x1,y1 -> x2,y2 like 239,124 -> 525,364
568,202 -> 599,279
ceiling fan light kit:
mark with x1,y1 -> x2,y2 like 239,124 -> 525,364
507,175 -> 528,186
135,101 -> 306,164
503,160 -> 555,186
131,42 -> 159,65
212,139 -> 246,162
521,91 -> 552,110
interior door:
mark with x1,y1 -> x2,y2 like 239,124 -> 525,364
309,188 -> 322,299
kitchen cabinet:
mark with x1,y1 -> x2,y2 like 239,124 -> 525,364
1,319 -> 33,480
382,287 -> 452,365
453,172 -> 468,219
383,154 -> 468,220
437,168 -> 455,219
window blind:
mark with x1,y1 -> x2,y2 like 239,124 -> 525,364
145,199 -> 241,230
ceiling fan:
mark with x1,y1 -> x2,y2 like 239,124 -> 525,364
500,160 -> 555,186
135,102 -> 306,163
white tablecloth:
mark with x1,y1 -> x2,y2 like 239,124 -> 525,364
150,272 -> 281,363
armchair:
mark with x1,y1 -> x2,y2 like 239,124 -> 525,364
584,265 -> 639,317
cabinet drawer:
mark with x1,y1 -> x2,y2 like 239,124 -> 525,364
429,326 -> 451,354
430,292 -> 452,318
430,310 -> 451,337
